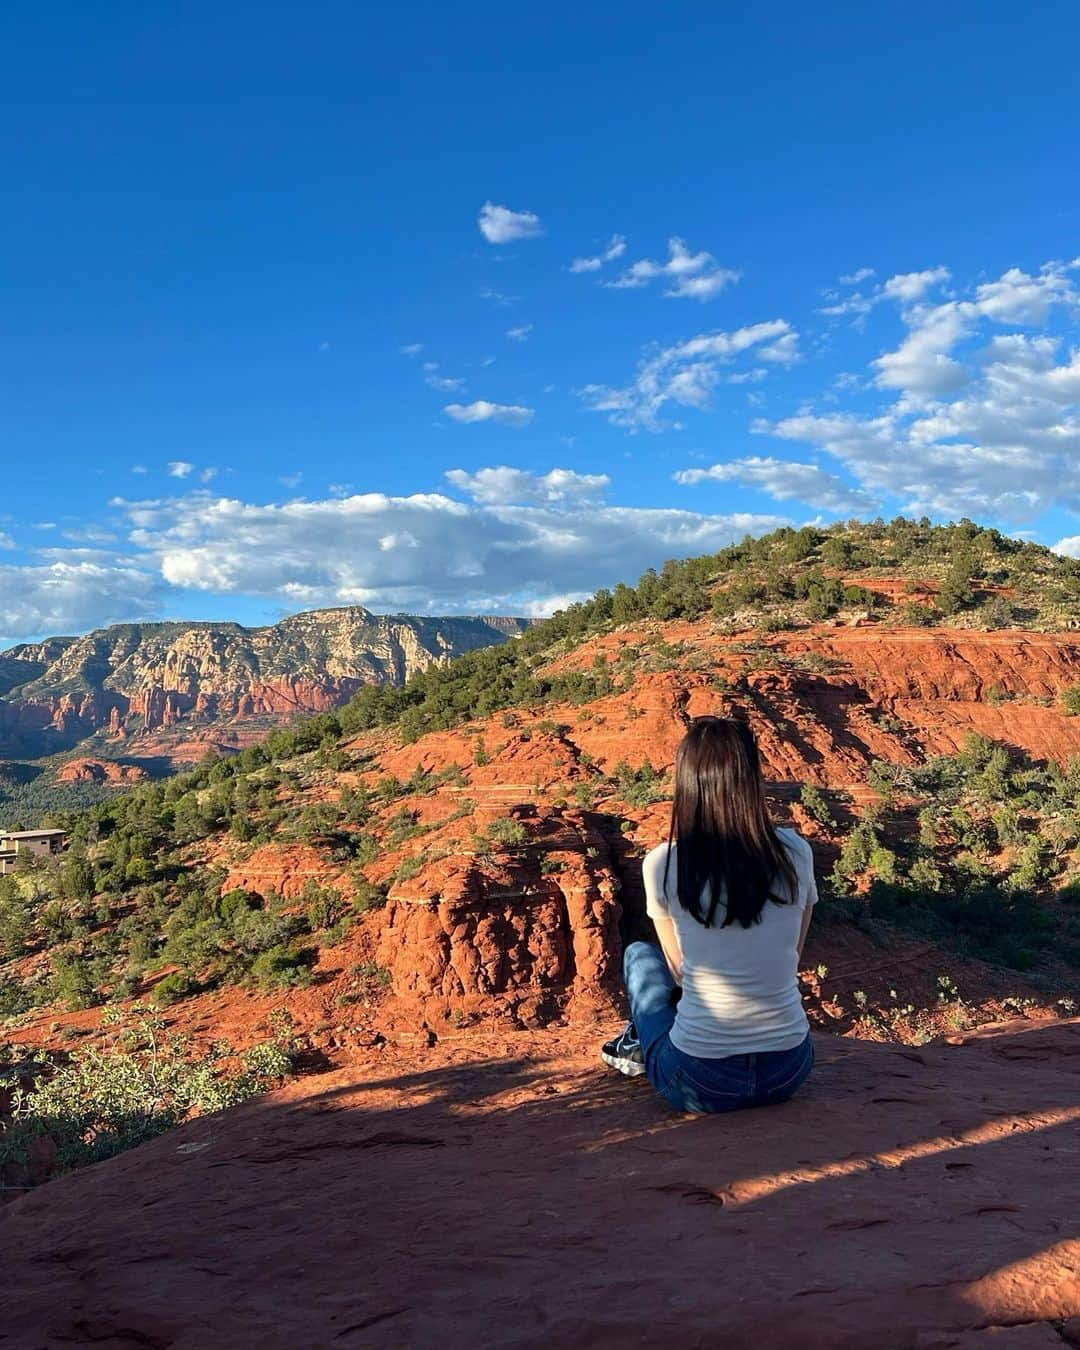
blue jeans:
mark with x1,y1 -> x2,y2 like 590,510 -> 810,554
623,941 -> 814,1114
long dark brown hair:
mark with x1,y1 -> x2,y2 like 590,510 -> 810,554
663,715 -> 797,928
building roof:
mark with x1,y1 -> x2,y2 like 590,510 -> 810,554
0,828 -> 67,840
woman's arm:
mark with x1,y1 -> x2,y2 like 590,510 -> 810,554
653,913 -> 683,985
796,901 -> 813,961
796,837 -> 818,961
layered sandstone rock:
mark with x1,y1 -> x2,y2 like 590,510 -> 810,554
375,811 -> 624,1026
0,607 -> 530,761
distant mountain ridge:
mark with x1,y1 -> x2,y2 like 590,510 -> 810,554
0,606 -> 531,762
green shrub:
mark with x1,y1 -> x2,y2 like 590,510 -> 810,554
151,971 -> 197,1007
47,952 -> 107,1011
799,784 -> 834,827
303,882 -> 347,932
899,602 -> 938,626
0,1005 -> 294,1179
486,817 -> 528,846
250,944 -> 316,990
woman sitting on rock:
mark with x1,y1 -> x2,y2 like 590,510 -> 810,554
602,714 -> 817,1113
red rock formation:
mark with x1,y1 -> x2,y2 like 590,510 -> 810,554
375,811 -> 623,1027
1,1018 -> 1076,1348
222,843 -> 353,901
55,758 -> 148,785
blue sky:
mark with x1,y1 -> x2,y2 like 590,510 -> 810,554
4,1 -> 1080,642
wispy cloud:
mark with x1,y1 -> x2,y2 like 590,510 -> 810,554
606,237 -> 740,301
423,362 -> 467,393
477,201 -> 544,244
168,461 -> 195,479
478,286 -> 518,306
506,324 -> 533,342
444,400 -> 535,427
580,320 -> 797,431
569,234 -> 627,273
820,266 -> 952,323
675,456 -> 874,514
400,342 -> 425,356
446,466 -> 609,505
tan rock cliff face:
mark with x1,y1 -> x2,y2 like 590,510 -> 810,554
0,607 -> 529,760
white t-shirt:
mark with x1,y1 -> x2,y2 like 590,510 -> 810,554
643,827 -> 817,1059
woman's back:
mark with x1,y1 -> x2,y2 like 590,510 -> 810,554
643,827 -> 817,1058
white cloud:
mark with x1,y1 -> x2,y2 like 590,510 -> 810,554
569,234 -> 627,273
199,467 -> 218,484
580,320 -> 796,431
425,370 -> 467,393
0,532 -> 14,550
871,263 -> 1076,399
670,270 -> 742,301
606,237 -> 740,301
168,461 -> 195,479
0,560 -> 162,644
131,464 -> 148,474
675,456 -> 875,514
477,202 -> 544,244
118,490 -> 788,615
880,266 -> 952,303
400,342 -> 425,356
506,324 -> 533,342
1053,535 -> 1080,559
759,332 -> 801,365
62,526 -> 118,545
755,261 -> 1080,521
819,291 -> 877,321
821,265 -> 951,326
445,466 -> 609,505
872,302 -> 971,394
444,400 -> 534,427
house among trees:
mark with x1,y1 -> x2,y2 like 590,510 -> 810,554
0,827 -> 67,875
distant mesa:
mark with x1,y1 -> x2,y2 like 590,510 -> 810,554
0,605 -> 532,773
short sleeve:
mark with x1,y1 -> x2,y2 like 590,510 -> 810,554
643,843 -> 674,920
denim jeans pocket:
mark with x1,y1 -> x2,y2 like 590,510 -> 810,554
669,1055 -> 756,1112
759,1038 -> 814,1101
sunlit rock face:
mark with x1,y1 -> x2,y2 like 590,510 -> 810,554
0,607 -> 530,760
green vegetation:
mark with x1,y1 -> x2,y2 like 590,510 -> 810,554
826,732 -> 1080,969
799,784 -> 836,827
608,760 -> 668,808
0,1005 -> 295,1183
2,519 -> 1079,1022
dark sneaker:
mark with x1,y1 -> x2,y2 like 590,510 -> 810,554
601,1021 -> 646,1077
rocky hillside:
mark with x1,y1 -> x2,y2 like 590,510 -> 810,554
0,607 -> 529,820
3,520 -> 1080,1048
3,520 -> 1080,1342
